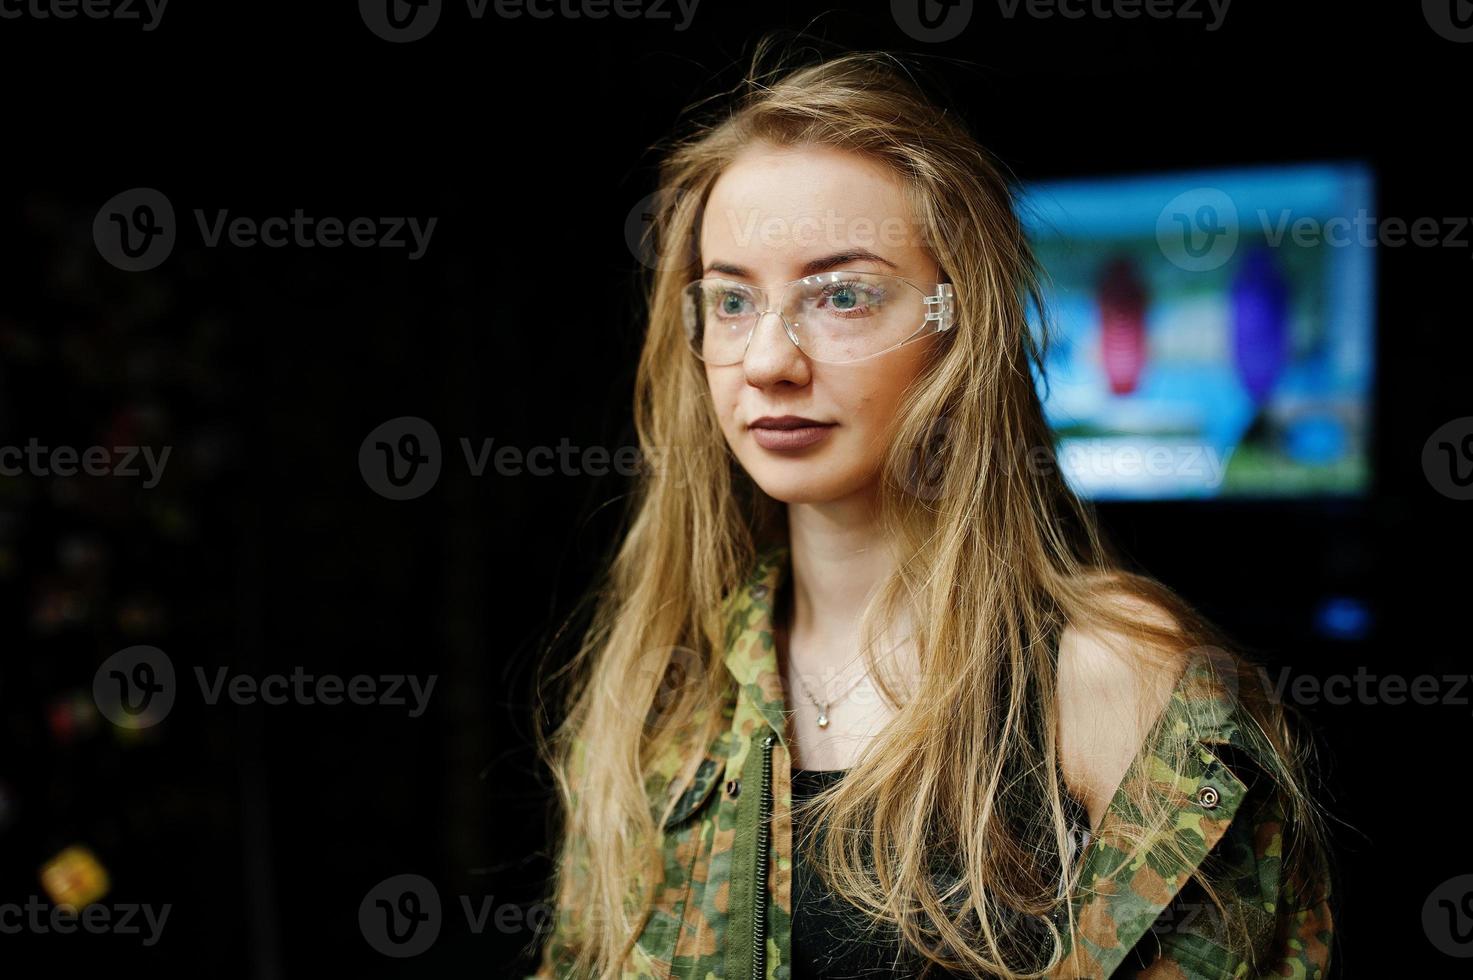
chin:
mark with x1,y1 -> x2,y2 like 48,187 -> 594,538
743,463 -> 864,505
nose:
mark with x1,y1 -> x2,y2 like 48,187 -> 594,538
741,308 -> 809,384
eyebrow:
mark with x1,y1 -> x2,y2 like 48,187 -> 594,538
703,248 -> 900,279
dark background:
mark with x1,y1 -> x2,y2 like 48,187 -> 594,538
0,1 -> 1468,975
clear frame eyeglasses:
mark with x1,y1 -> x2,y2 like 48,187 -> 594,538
680,270 -> 957,366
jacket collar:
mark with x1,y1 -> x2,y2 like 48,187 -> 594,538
719,541 -> 794,745
715,541 -> 1257,976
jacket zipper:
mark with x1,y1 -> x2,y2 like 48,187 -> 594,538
752,732 -> 775,980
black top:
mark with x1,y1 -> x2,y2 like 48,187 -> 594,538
789,766 -> 1091,979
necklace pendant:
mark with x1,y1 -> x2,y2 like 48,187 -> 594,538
816,712 -> 829,729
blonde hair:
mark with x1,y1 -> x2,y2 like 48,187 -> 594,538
531,37 -> 1330,978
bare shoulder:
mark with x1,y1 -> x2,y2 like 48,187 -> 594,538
1056,591 -> 1189,829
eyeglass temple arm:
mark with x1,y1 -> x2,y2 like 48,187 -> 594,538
923,283 -> 957,332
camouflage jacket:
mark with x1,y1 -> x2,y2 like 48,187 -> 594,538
529,542 -> 1334,979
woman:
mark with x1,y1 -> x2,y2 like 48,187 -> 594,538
526,43 -> 1334,979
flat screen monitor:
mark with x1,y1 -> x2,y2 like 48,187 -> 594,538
1017,161 -> 1376,500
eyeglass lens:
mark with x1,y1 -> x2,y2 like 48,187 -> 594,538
682,272 -> 930,364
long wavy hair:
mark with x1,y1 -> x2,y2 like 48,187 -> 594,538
532,39 -> 1331,979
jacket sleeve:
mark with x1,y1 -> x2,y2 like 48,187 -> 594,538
1120,753 -> 1334,979
523,733 -> 594,979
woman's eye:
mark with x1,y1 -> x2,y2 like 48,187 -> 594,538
820,282 -> 880,314
716,291 -> 750,316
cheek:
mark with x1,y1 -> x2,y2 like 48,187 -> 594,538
834,357 -> 928,456
704,370 -> 739,433
841,365 -> 914,428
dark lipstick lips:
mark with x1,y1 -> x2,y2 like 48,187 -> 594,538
747,416 -> 836,451
748,415 -> 834,430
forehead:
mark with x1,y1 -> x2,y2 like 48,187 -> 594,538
699,143 -> 923,263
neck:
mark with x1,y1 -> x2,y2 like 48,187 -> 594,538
781,500 -> 913,682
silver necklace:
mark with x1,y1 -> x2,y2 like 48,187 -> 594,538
794,668 -> 871,729
777,604 -> 871,728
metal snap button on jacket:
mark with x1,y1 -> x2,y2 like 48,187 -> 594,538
1197,785 -> 1220,809
725,778 -> 741,798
